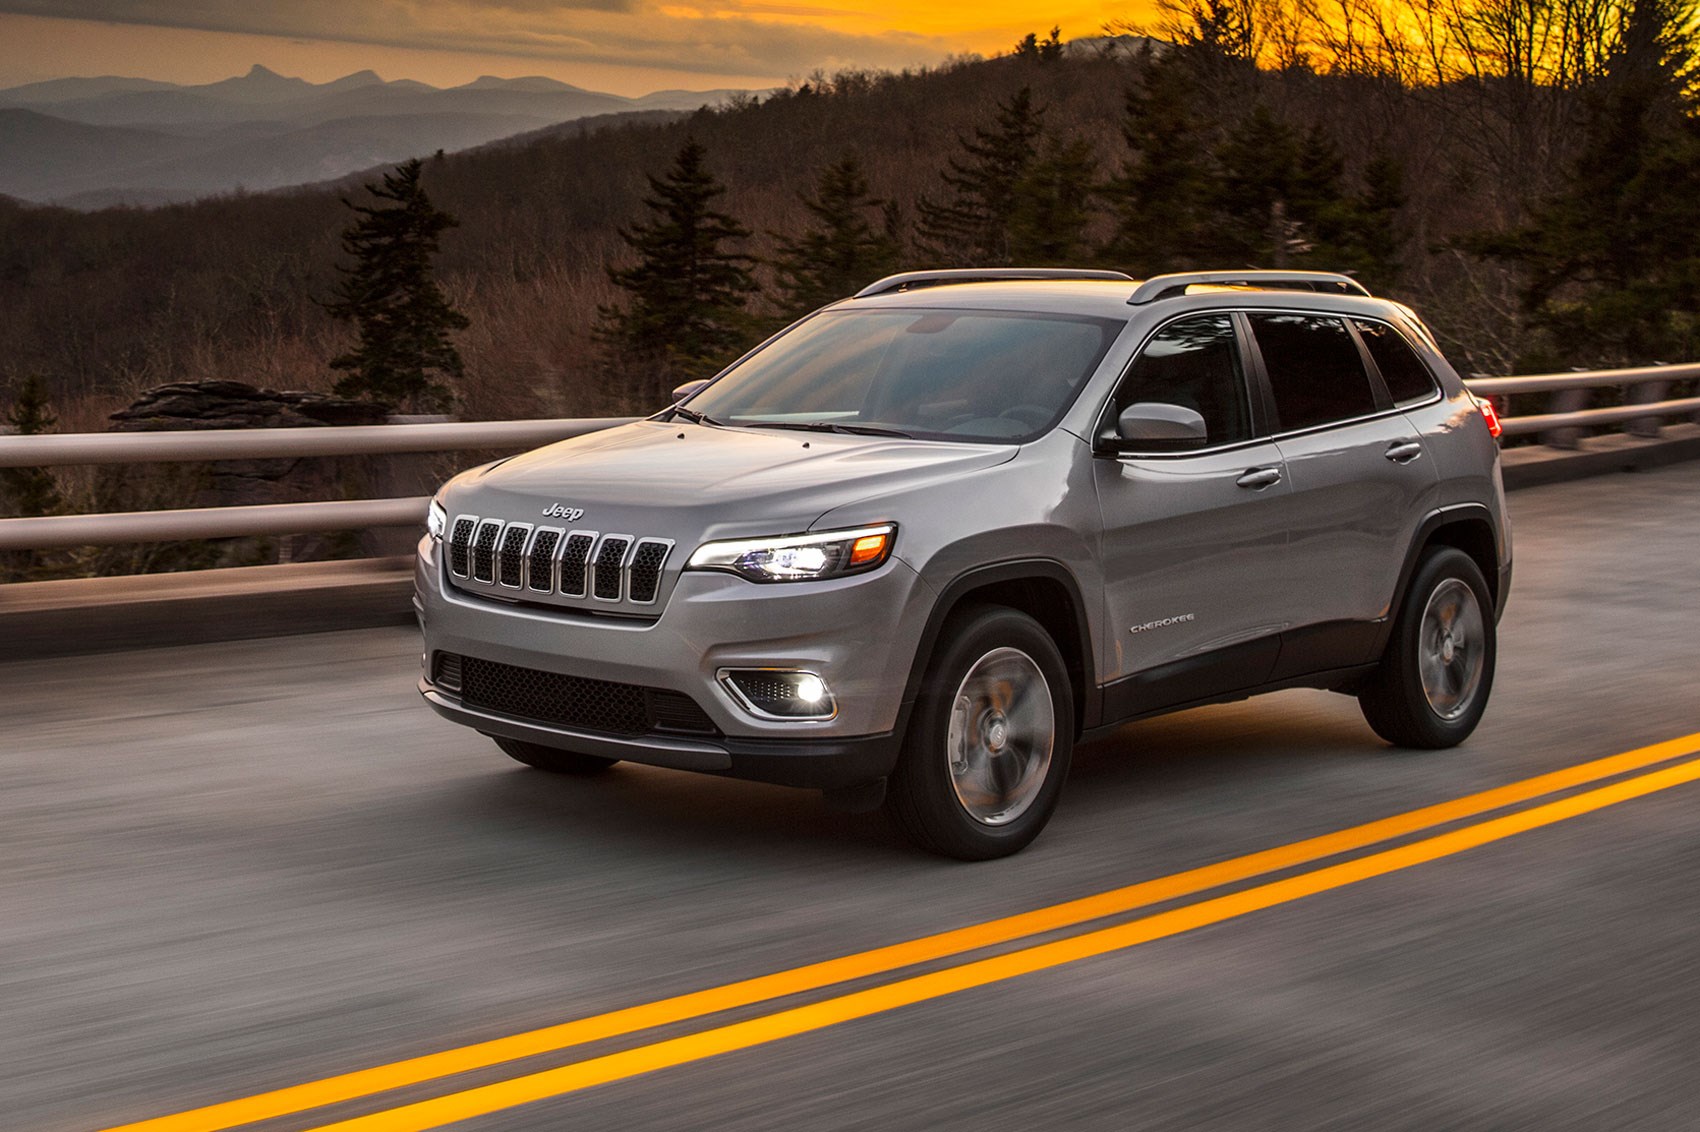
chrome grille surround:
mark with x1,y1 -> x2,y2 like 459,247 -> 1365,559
447,516 -> 676,612
627,538 -> 673,605
526,527 -> 563,593
448,517 -> 478,578
497,523 -> 532,589
592,535 -> 633,602
471,519 -> 502,583
559,530 -> 597,598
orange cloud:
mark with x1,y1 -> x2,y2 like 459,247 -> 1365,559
0,0 -> 1157,94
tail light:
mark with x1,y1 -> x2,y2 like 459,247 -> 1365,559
1472,394 -> 1503,439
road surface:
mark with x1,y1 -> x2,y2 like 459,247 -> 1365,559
4,462 -> 1699,1131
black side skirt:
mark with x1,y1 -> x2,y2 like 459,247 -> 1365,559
1094,619 -> 1385,733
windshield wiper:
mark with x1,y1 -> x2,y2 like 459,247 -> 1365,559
672,405 -> 725,427
743,420 -> 915,439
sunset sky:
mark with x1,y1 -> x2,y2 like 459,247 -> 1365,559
0,1 -> 1152,96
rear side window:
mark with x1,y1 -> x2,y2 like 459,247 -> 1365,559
1113,314 -> 1252,450
1248,313 -> 1379,432
1355,319 -> 1439,406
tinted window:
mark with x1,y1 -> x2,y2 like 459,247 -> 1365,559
1355,319 -> 1439,406
1111,314 -> 1251,450
688,309 -> 1122,444
1249,313 -> 1378,432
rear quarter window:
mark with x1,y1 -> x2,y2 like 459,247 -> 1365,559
1355,319 -> 1440,406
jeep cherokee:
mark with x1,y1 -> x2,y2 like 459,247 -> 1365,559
416,268 -> 1511,859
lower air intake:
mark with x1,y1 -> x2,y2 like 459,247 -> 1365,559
447,654 -> 717,738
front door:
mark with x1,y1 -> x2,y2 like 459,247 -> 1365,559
1094,313 -> 1294,718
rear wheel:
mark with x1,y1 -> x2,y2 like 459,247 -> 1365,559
491,736 -> 620,775
1359,547 -> 1496,748
887,606 -> 1074,860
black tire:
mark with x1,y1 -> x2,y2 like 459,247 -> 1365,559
887,606 -> 1074,860
492,736 -> 620,775
1359,547 -> 1496,748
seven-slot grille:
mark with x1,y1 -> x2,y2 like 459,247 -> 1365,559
438,652 -> 716,737
448,516 -> 673,607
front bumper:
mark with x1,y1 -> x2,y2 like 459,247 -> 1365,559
420,683 -> 900,788
414,536 -> 932,786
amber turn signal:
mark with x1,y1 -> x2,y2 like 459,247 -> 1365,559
849,533 -> 890,567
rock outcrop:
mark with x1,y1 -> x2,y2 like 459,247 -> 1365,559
99,381 -> 398,568
108,381 -> 390,431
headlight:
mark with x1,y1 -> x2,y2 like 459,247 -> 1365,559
426,498 -> 447,541
686,524 -> 895,583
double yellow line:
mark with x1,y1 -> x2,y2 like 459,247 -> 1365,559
105,731 -> 1700,1132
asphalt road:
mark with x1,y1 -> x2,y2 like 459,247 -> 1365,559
5,462 -> 1700,1132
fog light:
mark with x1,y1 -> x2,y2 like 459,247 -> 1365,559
720,669 -> 836,720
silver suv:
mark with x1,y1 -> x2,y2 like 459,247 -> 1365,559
416,269 -> 1511,859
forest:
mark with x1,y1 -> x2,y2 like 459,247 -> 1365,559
2,0 -> 1697,432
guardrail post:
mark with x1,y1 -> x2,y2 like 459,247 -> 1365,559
1541,385 -> 1589,449
1627,370 -> 1671,438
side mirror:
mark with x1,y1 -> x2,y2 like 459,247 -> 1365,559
671,379 -> 709,402
1116,402 -> 1208,446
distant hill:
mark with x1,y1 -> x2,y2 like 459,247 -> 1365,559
0,64 -> 760,206
0,74 -> 180,104
0,48 -> 1543,432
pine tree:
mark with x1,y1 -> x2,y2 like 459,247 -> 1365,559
1,376 -> 63,519
326,157 -> 468,412
770,155 -> 900,320
1349,153 -> 1407,290
1011,27 -> 1065,61
915,87 -> 1046,266
1464,0 -> 1700,365
1289,124 -> 1348,248
1009,137 -> 1100,263
1102,58 -> 1213,272
602,139 -> 759,385
1209,104 -> 1302,264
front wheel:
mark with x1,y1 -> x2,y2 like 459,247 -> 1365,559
887,606 -> 1074,860
1359,547 -> 1496,748
492,736 -> 620,775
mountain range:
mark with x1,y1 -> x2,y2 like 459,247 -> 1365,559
0,65 -> 754,209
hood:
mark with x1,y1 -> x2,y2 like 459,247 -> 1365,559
448,419 -> 1018,541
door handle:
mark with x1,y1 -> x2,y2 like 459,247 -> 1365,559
1385,440 -> 1424,464
1236,467 -> 1283,490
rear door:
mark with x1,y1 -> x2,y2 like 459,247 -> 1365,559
1093,312 -> 1294,716
1245,311 -> 1439,676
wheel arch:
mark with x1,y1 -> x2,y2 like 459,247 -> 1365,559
900,560 -> 1097,737
1379,505 -> 1504,657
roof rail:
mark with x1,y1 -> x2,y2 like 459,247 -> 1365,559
1126,270 -> 1371,305
854,268 -> 1134,299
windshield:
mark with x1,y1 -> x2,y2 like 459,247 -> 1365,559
683,308 -> 1125,443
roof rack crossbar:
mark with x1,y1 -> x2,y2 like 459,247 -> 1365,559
1126,270 -> 1371,305
854,268 -> 1134,299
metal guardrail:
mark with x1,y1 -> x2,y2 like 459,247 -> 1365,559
0,417 -> 635,468
0,417 -> 634,551
0,498 -> 433,552
1,363 -> 1697,555
1468,363 -> 1700,444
